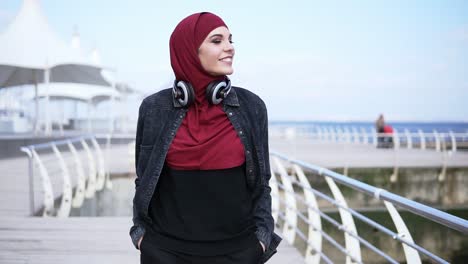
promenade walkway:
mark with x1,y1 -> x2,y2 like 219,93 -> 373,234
270,138 -> 468,168
0,217 -> 302,264
0,144 -> 304,264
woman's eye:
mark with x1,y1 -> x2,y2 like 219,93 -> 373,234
211,39 -> 234,44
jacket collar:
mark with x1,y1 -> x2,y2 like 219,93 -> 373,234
172,86 -> 240,108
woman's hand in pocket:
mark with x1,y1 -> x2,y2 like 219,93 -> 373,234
259,241 -> 265,253
138,235 -> 144,250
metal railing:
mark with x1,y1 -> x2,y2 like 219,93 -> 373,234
270,150 -> 468,264
20,134 -> 115,216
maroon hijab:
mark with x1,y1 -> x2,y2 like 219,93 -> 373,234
166,12 -> 245,170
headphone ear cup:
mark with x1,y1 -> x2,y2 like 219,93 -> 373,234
173,80 -> 195,107
206,80 -> 230,105
185,82 -> 195,106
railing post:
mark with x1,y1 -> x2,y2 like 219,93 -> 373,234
438,138 -> 448,182
20,147 -> 35,216
344,127 -> 351,144
372,128 -> 378,147
337,127 -> 344,142
105,134 -> 113,189
91,137 -> 107,191
404,129 -> 412,149
393,128 -> 400,150
433,130 -> 441,152
269,166 -> 280,225
449,131 -> 456,153
418,129 -> 426,150
360,127 -> 368,145
272,157 -> 297,244
316,126 -> 323,141
293,164 -> 323,264
351,127 -> 359,144
383,201 -> 421,264
51,143 -> 72,218
328,126 -> 333,142
390,129 -> 400,182
330,127 -> 336,142
67,141 -> 86,208
324,174 -> 362,264
81,138 -> 97,198
31,148 -> 55,217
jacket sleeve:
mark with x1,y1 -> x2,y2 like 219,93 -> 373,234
253,100 -> 275,249
129,99 -> 147,249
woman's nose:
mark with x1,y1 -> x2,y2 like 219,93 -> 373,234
224,41 -> 234,52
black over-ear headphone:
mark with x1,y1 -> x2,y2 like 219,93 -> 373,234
172,78 -> 232,107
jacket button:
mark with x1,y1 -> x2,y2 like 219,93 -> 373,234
229,112 -> 233,116
246,150 -> 250,154
249,169 -> 253,173
239,131 -> 243,135
171,132 -> 175,136
180,115 -> 183,118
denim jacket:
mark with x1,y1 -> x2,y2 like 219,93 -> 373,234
130,86 -> 282,263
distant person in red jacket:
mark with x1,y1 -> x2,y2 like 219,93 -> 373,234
383,125 -> 393,134
382,124 -> 394,148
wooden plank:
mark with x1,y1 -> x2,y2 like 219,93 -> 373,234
0,217 -> 303,264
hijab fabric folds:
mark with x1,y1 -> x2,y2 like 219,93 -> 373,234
166,12 -> 245,170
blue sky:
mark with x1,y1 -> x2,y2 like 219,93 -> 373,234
1,0 -> 467,121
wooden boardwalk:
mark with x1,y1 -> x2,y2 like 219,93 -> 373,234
0,217 -> 302,264
0,145 -> 304,264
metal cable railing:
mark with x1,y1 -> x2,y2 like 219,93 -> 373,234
274,183 -> 400,263
270,150 -> 468,264
20,134 -> 111,216
272,151 -> 468,234
275,210 -> 334,264
275,194 -> 397,264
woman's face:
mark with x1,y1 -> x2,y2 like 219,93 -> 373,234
198,26 -> 235,76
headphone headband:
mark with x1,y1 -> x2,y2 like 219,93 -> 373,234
172,78 -> 231,107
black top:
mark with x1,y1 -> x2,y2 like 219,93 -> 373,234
146,162 -> 257,256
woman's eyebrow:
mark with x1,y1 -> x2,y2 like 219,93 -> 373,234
209,34 -> 233,39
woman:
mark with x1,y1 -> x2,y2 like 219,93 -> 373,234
130,12 -> 282,264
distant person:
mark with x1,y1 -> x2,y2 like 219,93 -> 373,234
383,124 -> 394,148
130,12 -> 281,264
376,114 -> 385,147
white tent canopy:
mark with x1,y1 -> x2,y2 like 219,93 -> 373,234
0,0 -> 111,88
0,0 -> 117,134
32,83 -> 121,105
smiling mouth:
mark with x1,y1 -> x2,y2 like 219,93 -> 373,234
220,57 -> 233,62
